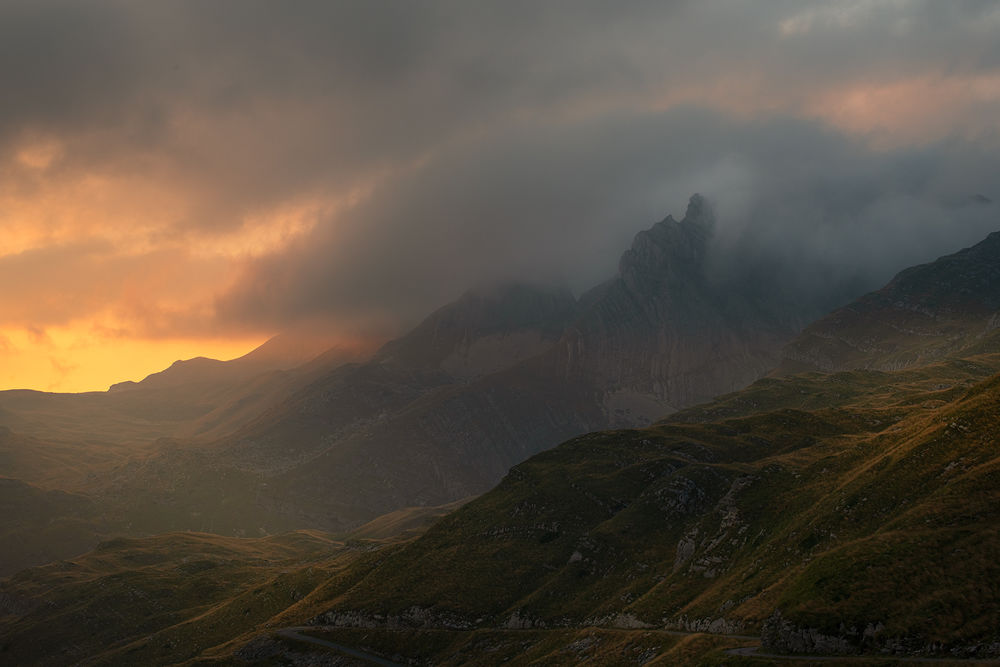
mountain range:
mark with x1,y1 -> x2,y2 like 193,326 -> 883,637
2,195 -> 823,564
1,197 -> 998,664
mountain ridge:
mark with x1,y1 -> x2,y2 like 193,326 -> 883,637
131,194 -> 812,532
780,229 -> 1000,374
276,226 -> 1000,659
3,221 -> 1000,664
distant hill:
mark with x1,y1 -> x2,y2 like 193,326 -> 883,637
0,330 -> 374,445
108,327 -> 357,393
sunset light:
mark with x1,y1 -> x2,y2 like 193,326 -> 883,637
3,4 -> 1000,664
0,326 -> 264,393
1,1 -> 998,396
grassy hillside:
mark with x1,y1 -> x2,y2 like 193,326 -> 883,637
0,500 -> 477,666
0,477 -> 106,577
5,227 -> 1000,663
300,350 -> 1000,659
4,351 -> 999,664
0,530 -> 372,666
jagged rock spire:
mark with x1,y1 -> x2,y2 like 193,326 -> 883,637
682,193 -> 715,230
618,194 -> 714,290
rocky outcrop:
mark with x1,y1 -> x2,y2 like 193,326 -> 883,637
761,610 -> 1000,659
665,615 -> 746,635
315,606 -> 474,630
761,610 -> 864,655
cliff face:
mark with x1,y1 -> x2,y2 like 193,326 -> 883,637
779,231 -> 1000,374
553,194 -> 796,425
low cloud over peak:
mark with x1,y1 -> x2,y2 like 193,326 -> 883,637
1,1 -> 999,390
217,110 -> 1000,336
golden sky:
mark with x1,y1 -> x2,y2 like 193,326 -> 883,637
2,1 -> 999,392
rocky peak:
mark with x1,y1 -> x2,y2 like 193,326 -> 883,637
618,194 -> 714,294
554,194 -> 797,423
682,192 -> 715,230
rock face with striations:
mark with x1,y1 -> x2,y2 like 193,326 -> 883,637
552,194 -> 798,426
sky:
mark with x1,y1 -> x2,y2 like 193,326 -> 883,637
2,0 -> 999,392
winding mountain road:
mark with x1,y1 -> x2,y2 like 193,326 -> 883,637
275,627 -> 404,666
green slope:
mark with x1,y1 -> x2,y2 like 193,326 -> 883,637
0,530 -> 364,666
302,351 -> 1000,659
6,229 -> 1000,665
5,351 -> 999,664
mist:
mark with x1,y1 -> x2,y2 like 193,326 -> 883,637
218,109 -> 1000,335
0,0 -> 998,376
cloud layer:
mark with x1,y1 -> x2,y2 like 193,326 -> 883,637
2,0 -> 1000,389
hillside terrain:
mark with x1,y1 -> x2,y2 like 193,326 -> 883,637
0,334 -> 371,574
0,196 -> 818,572
268,231 -> 1000,661
299,348 -> 1000,658
2,230 -> 1000,664
0,503 -> 474,667
4,342 -> 998,664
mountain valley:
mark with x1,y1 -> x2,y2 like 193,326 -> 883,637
2,218 -> 1000,664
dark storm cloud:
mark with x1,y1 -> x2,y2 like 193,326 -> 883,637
5,1 -> 997,210
217,109 -> 1000,331
2,0 -> 999,336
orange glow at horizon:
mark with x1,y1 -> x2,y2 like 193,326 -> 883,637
0,151 -> 370,393
3,25 -> 995,395
0,325 -> 267,393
